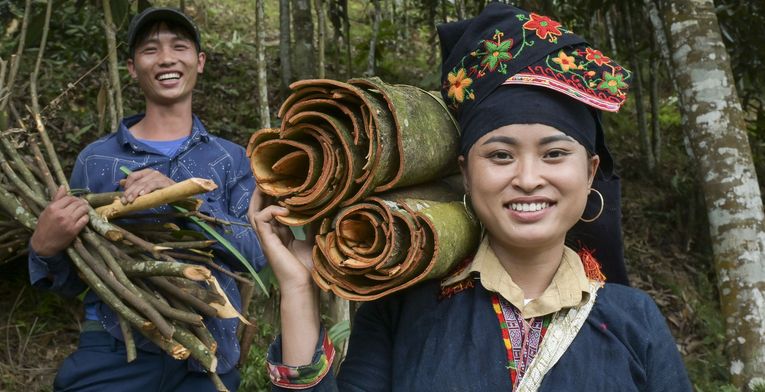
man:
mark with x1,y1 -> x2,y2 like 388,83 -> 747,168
28,7 -> 264,391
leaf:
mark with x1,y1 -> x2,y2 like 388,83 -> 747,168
328,319 -> 351,346
120,166 -> 268,296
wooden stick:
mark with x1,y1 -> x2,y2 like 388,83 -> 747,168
0,132 -> 44,196
117,314 -> 137,362
120,260 -> 212,281
65,247 -> 153,331
133,279 -> 204,327
0,0 -> 30,112
209,373 -> 229,392
156,240 -> 217,249
28,138 -> 57,197
83,192 -> 121,208
73,239 -> 175,339
147,277 -> 219,319
96,178 -> 218,219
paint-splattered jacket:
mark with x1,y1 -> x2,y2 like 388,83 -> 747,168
28,114 -> 265,374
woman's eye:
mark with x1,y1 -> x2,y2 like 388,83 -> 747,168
544,150 -> 570,159
489,151 -> 513,161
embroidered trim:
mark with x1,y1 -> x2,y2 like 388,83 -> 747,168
439,257 -> 476,299
492,295 -> 552,388
267,332 -> 336,389
443,12 -> 574,109
515,281 -> 601,391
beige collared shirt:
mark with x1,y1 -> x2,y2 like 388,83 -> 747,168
470,236 -> 591,318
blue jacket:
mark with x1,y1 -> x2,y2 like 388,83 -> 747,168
29,114 -> 266,374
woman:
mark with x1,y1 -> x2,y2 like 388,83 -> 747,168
249,3 -> 692,391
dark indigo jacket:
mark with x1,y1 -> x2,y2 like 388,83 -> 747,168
270,279 -> 692,391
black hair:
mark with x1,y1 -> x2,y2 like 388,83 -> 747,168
129,19 -> 199,59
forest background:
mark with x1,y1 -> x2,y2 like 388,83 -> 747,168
0,0 -> 764,391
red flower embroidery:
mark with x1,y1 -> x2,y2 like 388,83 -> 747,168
522,13 -> 562,40
585,47 -> 611,66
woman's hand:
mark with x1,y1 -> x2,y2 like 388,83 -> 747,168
248,189 -> 321,366
247,189 -> 315,293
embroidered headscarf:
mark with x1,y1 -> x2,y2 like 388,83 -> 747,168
438,2 -> 632,284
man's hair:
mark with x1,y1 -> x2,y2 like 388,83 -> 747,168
129,19 -> 199,59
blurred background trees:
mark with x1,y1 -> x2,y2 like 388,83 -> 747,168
1,0 -> 764,390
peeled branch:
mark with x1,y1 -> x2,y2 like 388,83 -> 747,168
96,178 -> 217,219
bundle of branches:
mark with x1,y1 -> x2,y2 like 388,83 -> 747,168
0,126 -> 249,391
311,178 -> 481,301
0,143 -> 33,264
247,77 -> 460,226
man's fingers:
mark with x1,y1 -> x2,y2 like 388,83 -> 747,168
52,185 -> 67,202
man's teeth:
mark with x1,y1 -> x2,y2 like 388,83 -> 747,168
158,72 -> 181,81
509,202 -> 549,212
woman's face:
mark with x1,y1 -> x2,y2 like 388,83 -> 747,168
461,123 -> 599,252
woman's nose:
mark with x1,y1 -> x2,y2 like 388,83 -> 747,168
511,158 -> 545,192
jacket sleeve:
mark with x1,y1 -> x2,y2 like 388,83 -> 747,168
27,153 -> 89,298
195,146 -> 266,273
643,296 -> 693,391
268,299 -> 396,391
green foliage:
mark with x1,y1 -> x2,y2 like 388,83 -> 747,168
239,316 -> 275,392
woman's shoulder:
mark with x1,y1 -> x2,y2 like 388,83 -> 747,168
590,282 -> 669,329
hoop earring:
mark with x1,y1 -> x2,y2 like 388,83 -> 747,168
462,193 -> 475,221
463,193 -> 485,237
580,188 -> 604,223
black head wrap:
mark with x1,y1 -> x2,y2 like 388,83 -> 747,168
438,2 -> 631,284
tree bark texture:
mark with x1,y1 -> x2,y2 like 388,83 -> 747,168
246,77 -> 460,226
315,0 -> 326,78
102,0 -> 124,123
665,0 -> 765,387
365,0 -> 381,76
256,0 -> 271,129
279,0 -> 293,96
292,0 -> 316,80
312,183 -> 480,301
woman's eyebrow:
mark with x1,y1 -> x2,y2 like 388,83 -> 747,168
481,135 -> 517,145
539,134 -> 576,145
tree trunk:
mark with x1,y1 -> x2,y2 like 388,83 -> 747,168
623,3 -> 654,172
256,0 -> 271,128
292,0 -> 315,80
649,39 -> 661,166
343,0 -> 352,79
315,0 -> 326,78
664,0 -> 765,388
279,0 -> 292,97
365,0 -> 381,76
102,0 -> 124,123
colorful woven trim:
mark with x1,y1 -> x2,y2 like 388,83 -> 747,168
439,256 -> 476,300
505,45 -> 630,113
492,294 -> 552,389
267,331 -> 336,389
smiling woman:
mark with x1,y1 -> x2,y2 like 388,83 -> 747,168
249,2 -> 694,391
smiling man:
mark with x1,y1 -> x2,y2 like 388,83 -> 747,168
28,8 -> 264,391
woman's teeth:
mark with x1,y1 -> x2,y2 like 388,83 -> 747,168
509,202 -> 549,212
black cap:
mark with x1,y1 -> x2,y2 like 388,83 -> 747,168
127,7 -> 201,57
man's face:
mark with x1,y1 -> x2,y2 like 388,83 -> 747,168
127,23 -> 205,107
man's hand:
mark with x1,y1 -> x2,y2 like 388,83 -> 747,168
120,169 -> 176,204
30,186 -> 89,257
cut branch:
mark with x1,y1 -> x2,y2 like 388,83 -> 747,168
96,178 -> 217,219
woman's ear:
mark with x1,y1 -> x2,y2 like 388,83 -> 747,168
588,154 -> 601,187
458,155 -> 470,194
